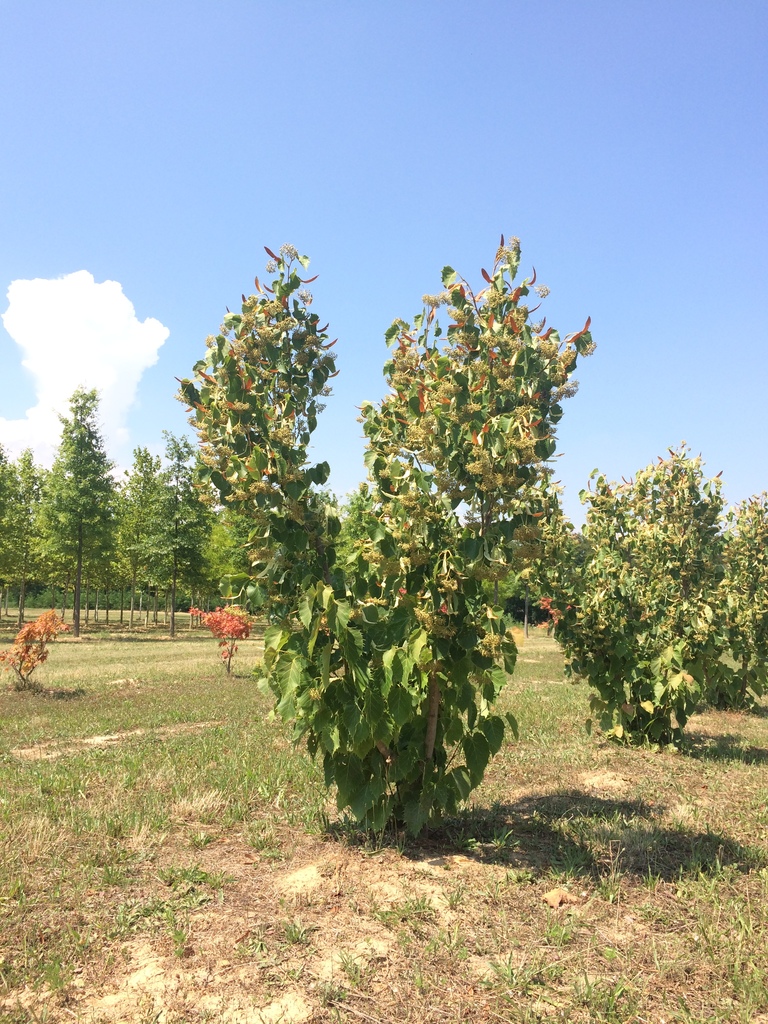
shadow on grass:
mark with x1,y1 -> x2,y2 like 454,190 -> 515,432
44,687 -> 88,701
330,790 -> 765,884
2,685 -> 87,701
686,731 -> 768,764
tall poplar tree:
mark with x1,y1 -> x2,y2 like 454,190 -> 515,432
41,389 -> 115,637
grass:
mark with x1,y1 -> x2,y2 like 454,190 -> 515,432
0,615 -> 767,1022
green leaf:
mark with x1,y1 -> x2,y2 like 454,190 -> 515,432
462,731 -> 491,786
446,766 -> 472,803
479,715 -> 506,755
298,591 -> 313,631
441,266 -> 457,286
388,685 -> 413,727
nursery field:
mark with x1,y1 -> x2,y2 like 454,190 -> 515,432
0,617 -> 767,1023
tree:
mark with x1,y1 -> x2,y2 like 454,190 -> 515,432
0,445 -> 13,613
180,239 -> 593,833
117,447 -> 164,628
40,389 -> 116,637
156,432 -> 210,637
546,447 -> 726,748
719,494 -> 768,708
2,450 -> 44,626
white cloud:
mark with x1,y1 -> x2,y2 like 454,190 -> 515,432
0,271 -> 169,465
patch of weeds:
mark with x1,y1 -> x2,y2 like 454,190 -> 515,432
112,897 -> 171,936
549,843 -> 593,880
543,910 -> 574,946
189,831 -> 215,850
506,867 -> 536,885
490,827 -> 518,852
282,918 -> 317,945
445,881 -> 466,909
573,973 -> 639,1021
102,863 -> 129,886
42,957 -> 71,993
245,821 -> 283,859
319,980 -> 347,1006
426,924 -> 468,958
157,864 -> 230,892
164,906 -> 191,958
104,816 -> 127,839
235,927 -> 267,957
488,952 -> 551,995
596,840 -> 624,903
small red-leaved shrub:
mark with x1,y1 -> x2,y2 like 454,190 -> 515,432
0,610 -> 70,691
191,606 -> 251,674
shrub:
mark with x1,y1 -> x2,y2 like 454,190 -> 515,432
0,610 -> 70,691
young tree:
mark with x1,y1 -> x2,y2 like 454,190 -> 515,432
0,610 -> 69,691
547,448 -> 726,748
180,239 -> 593,832
40,389 -> 116,637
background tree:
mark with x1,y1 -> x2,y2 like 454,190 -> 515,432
719,494 -> 768,708
0,445 -> 12,614
4,450 -> 44,626
156,431 -> 210,637
546,447 -> 726,748
117,447 -> 164,627
181,238 -> 593,833
40,389 -> 116,637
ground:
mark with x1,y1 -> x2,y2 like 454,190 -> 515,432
0,615 -> 766,1023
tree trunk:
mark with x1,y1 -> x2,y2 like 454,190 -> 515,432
130,576 -> 136,629
170,562 -> 178,638
153,589 -> 158,625
85,578 -> 90,625
95,587 -> 99,622
120,586 -> 125,624
424,669 -> 441,762
105,582 -> 110,624
73,525 -> 83,637
524,583 -> 529,639
17,557 -> 27,626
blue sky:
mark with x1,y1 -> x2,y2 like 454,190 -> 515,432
1,0 -> 766,523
